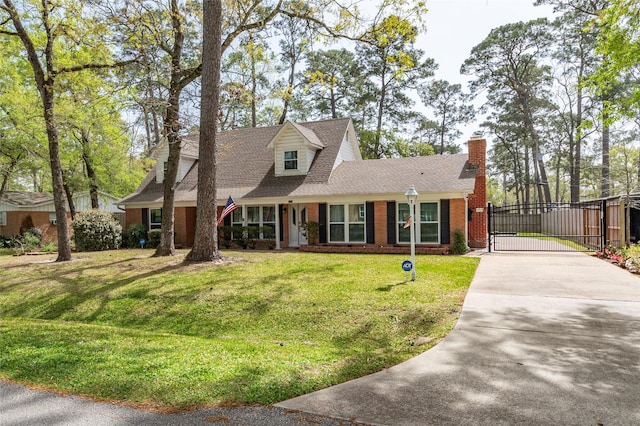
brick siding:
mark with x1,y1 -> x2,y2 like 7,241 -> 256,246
467,137 -> 487,248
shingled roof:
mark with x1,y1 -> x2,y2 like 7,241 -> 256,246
0,191 -> 54,206
120,117 -> 477,206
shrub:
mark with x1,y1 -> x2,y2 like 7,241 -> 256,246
218,226 -> 234,249
23,227 -> 43,244
301,221 -> 319,245
147,229 -> 162,248
125,224 -> 148,248
450,228 -> 469,255
72,210 -> 122,251
21,231 -> 41,252
0,236 -> 16,248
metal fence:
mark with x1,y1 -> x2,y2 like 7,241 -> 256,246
488,201 -> 614,252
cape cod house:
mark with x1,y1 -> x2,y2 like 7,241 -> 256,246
119,117 -> 487,253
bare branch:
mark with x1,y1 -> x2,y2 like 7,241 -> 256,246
56,57 -> 138,75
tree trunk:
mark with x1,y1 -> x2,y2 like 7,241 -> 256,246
374,81 -> 386,159
251,38 -> 258,127
63,181 -> 76,220
186,0 -> 222,262
44,88 -> 72,261
0,152 -> 20,199
278,48 -> 297,125
601,102 -> 610,197
571,83 -> 583,203
154,90 -> 181,257
524,146 -> 531,208
330,86 -> 337,118
81,129 -> 99,209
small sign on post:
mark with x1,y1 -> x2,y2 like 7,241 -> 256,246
140,238 -> 146,249
402,260 -> 413,281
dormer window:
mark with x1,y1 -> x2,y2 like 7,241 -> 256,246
284,151 -> 298,170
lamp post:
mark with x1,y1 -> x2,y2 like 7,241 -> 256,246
405,185 -> 418,281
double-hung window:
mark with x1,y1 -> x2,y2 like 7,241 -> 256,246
284,151 -> 298,170
150,208 -> 162,229
261,206 -> 276,239
0,211 -> 6,226
329,204 -> 365,243
398,202 -> 439,244
231,208 -> 243,240
232,206 -> 276,240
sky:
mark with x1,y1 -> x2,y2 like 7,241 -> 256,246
417,0 -> 558,144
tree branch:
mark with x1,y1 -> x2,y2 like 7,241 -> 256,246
56,57 -> 138,75
221,0 -> 283,53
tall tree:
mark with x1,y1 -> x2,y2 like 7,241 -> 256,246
303,48 -> 361,120
274,11 -> 312,124
0,0 -> 133,261
219,30 -> 275,129
462,18 -> 554,205
537,0 -> 607,201
356,15 -> 436,159
186,0 -> 222,262
419,80 -> 474,155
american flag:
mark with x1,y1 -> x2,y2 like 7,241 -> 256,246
217,196 -> 238,226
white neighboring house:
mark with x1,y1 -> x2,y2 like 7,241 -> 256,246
0,190 -> 121,241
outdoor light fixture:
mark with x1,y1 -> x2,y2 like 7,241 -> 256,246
405,185 -> 418,281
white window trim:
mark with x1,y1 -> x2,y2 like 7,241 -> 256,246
150,208 -> 162,229
247,205 -> 276,239
284,150 -> 298,170
329,203 -> 366,243
231,205 -> 276,240
0,211 -> 6,226
49,212 -> 57,225
398,201 -> 440,244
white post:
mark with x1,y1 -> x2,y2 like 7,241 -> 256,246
409,198 -> 416,281
275,203 -> 281,250
405,185 -> 419,281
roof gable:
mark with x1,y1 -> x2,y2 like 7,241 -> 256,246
120,118 -> 353,205
266,121 -> 325,150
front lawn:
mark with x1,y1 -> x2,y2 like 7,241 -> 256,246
0,249 -> 478,410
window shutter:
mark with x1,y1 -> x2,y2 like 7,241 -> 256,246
440,200 -> 450,244
142,208 -> 149,231
279,205 -> 284,242
387,201 -> 396,244
318,203 -> 327,244
366,202 -> 375,244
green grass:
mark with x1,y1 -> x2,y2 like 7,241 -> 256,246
0,249 -> 478,409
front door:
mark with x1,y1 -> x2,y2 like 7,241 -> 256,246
289,204 -> 308,247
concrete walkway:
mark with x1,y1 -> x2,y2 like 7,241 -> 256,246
277,252 -> 640,425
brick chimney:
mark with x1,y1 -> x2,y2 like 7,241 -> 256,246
467,136 -> 487,248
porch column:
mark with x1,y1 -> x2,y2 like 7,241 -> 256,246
275,203 -> 281,250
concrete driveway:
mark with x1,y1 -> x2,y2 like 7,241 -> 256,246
277,252 -> 640,425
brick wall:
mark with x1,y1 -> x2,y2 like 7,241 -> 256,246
300,244 -> 448,255
374,201 -> 388,245
125,208 -> 143,229
450,198 -> 466,243
0,211 -> 69,243
467,137 -> 487,248
174,207 -> 187,247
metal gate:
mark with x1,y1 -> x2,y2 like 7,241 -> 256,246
488,202 -> 607,252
